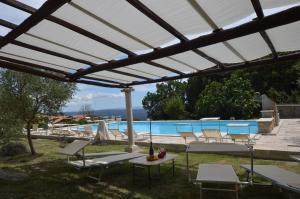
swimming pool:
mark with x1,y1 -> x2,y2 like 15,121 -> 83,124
90,120 -> 257,136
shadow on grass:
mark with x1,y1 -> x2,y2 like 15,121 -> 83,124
0,152 -> 44,165
0,156 -> 291,199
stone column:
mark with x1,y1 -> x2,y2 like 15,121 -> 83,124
121,87 -> 138,152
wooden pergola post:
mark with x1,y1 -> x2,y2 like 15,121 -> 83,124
122,87 -> 138,152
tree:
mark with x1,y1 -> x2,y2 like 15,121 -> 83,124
195,73 -> 260,119
240,58 -> 300,103
186,74 -> 225,115
163,95 -> 185,119
0,70 -> 76,155
142,80 -> 187,119
186,58 -> 300,113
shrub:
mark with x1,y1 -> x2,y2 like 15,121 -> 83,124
195,73 -> 260,119
0,143 -> 28,156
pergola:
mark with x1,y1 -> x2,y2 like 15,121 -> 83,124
0,0 -> 300,151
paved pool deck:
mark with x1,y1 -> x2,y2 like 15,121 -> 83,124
254,119 -> 300,152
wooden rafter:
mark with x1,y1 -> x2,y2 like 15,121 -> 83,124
0,59 -> 125,88
126,0 -> 224,68
1,0 -> 183,75
0,56 -> 125,85
251,0 -> 278,58
127,52 -> 300,86
0,34 -> 151,81
0,0 -> 69,49
69,5 -> 300,78
187,0 -> 247,62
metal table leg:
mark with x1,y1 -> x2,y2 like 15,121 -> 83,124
235,184 -> 239,199
199,183 -> 203,199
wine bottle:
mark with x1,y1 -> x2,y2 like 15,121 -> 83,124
149,141 -> 154,156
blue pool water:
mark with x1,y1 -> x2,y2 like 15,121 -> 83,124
90,120 -> 257,136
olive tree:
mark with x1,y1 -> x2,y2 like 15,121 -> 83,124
0,70 -> 76,155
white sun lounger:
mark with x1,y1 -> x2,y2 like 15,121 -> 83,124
178,132 -> 199,144
69,153 -> 146,182
290,155 -> 300,163
241,165 -> 300,194
59,140 -> 126,162
197,164 -> 242,199
186,143 -> 253,199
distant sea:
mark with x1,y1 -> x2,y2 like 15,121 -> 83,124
64,108 -> 148,120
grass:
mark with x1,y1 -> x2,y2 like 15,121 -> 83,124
0,139 -> 299,199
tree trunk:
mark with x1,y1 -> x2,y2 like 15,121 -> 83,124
26,124 -> 36,155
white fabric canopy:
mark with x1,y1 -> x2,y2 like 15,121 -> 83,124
0,0 -> 299,87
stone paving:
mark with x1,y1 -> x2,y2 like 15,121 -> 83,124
254,119 -> 300,152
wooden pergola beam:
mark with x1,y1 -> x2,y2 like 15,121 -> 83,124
0,34 -> 151,81
127,0 -> 223,67
187,0 -> 247,62
127,52 -> 300,86
0,60 -> 125,88
0,18 -> 16,29
251,0 -> 278,59
0,0 -> 69,49
1,0 -> 183,75
0,60 -> 67,81
0,56 -> 125,85
0,55 -> 68,75
70,5 -> 300,78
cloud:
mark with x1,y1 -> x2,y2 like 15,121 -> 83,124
67,92 -> 123,106
133,83 -> 156,92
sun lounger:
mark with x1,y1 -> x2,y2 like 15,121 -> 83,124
110,129 -> 125,140
201,129 -> 225,143
200,117 -> 220,121
178,132 -> 199,144
69,153 -> 146,182
52,129 -> 78,137
227,134 -> 252,144
123,129 -> 149,141
290,155 -> 300,162
83,125 -> 94,137
76,151 -> 127,159
196,164 -> 241,199
186,143 -> 254,199
59,140 -> 126,163
241,165 -> 300,194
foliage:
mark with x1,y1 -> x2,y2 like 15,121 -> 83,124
185,59 -> 300,118
0,142 -> 28,156
142,80 -> 187,119
0,110 -> 24,144
239,59 -> 300,104
186,75 -> 225,114
0,70 -> 76,154
195,73 -> 260,119
163,95 -> 185,119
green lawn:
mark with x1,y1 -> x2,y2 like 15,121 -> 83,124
0,139 -> 299,199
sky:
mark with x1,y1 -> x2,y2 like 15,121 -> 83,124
65,83 -> 157,111
0,1 -> 298,111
